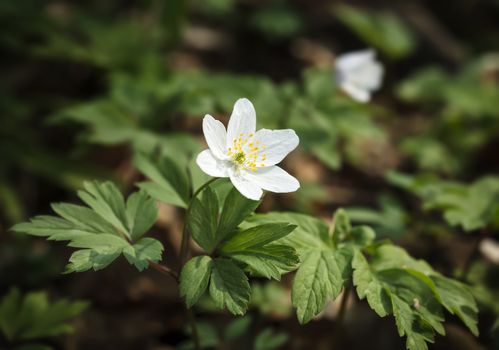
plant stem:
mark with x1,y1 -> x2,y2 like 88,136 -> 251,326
333,283 -> 351,346
148,261 -> 179,282
337,283 -> 351,327
179,177 -> 219,266
176,177 -> 219,350
187,308 -> 201,350
459,227 -> 490,281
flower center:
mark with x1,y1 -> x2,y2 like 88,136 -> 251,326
233,151 -> 246,165
227,133 -> 267,172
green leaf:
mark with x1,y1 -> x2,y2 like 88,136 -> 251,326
180,256 -> 213,308
220,223 -> 297,252
125,190 -> 158,240
254,328 -> 289,350
12,182 -> 163,273
388,173 -> 499,231
77,181 -> 129,237
333,4 -> 416,59
135,153 -> 189,208
209,259 -> 251,315
431,275 -> 479,336
245,212 -> 330,252
220,223 -> 299,280
292,248 -> 351,324
228,245 -> 299,280
178,321 -> 220,350
331,208 -> 351,241
123,238 -> 164,271
390,293 -> 432,350
352,250 -> 392,317
188,186 -> 220,252
65,249 -> 121,273
0,288 -> 88,343
353,244 -> 479,350
218,188 -> 260,240
51,203 -> 115,234
224,315 -> 252,341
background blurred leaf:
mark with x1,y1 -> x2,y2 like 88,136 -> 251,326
333,4 -> 416,59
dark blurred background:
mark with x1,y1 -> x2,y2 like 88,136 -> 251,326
1,0 -> 499,349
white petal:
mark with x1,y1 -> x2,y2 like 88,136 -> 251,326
229,169 -> 263,201
196,149 -> 229,177
340,81 -> 371,103
226,98 -> 256,148
336,49 -> 375,70
246,166 -> 300,193
251,129 -> 299,166
335,49 -> 384,102
202,114 -> 227,159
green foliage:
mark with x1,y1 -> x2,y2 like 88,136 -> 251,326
333,4 -> 416,59
254,328 -> 289,350
396,57 -> 499,174
388,172 -> 499,231
220,223 -> 299,280
12,181 -> 163,272
347,194 -> 407,238
209,259 -> 251,315
135,152 -> 190,208
180,256 -> 213,308
181,186 -> 299,314
248,209 -> 478,348
247,209 -> 370,323
353,244 -> 479,350
188,187 -> 260,253
0,288 -> 88,349
250,5 -> 303,40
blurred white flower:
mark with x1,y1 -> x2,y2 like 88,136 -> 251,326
335,49 -> 384,103
197,98 -> 300,200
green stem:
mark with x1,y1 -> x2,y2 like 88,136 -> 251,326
179,177 -> 219,266
337,283 -> 350,325
177,177 -> 219,350
148,261 -> 179,282
333,282 -> 351,346
459,227 -> 490,281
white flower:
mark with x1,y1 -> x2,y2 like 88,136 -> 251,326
196,98 -> 300,200
335,49 -> 384,103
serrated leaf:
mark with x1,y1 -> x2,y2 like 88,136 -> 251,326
390,293 -> 431,350
51,203 -> 115,234
431,275 -> 479,336
13,182 -> 163,273
245,212 -> 329,252
123,238 -> 164,271
188,186 -> 219,252
180,256 -> 213,308
217,188 -> 260,240
65,249 -> 121,273
135,153 -> 189,208
125,190 -> 158,240
354,243 -> 479,350
220,223 -> 296,252
209,259 -> 251,315
220,223 -> 299,280
228,245 -> 299,280
77,181 -> 129,237
292,248 -> 351,324
352,250 -> 392,317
